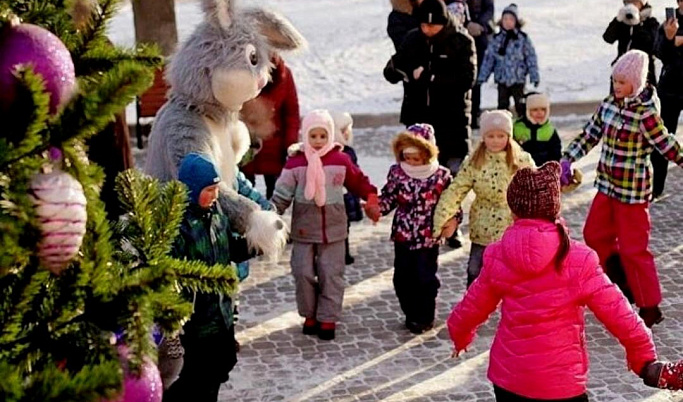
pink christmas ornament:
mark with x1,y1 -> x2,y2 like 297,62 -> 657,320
29,167 -> 87,275
0,21 -> 76,114
104,346 -> 163,402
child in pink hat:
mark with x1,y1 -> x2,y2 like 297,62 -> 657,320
561,49 -> 683,327
271,109 -> 380,341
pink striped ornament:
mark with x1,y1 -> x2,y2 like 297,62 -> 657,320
29,168 -> 87,275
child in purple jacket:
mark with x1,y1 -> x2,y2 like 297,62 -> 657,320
379,124 -> 452,334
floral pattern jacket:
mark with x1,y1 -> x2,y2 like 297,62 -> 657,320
379,164 -> 452,249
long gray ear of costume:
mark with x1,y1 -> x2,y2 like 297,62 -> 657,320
202,0 -> 234,29
244,8 -> 307,51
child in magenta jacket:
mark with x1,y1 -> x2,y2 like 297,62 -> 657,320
447,162 -> 657,401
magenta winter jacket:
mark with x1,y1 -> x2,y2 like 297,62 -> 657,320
447,219 -> 656,400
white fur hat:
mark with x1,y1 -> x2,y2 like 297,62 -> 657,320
526,93 -> 550,124
330,111 -> 354,146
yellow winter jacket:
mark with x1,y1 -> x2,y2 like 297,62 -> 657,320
433,149 -> 535,246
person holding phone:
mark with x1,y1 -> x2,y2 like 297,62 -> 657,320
652,3 -> 683,201
603,0 -> 659,86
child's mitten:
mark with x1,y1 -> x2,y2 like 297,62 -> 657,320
561,168 -> 583,193
642,360 -> 683,390
363,193 -> 381,223
560,160 -> 573,186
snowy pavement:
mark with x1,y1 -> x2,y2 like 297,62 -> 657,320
218,122 -> 683,402
110,0 -> 665,118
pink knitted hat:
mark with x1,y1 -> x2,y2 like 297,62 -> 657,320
612,49 -> 649,97
301,109 -> 335,143
300,109 -> 336,207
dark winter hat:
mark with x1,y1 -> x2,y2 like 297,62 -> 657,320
178,153 -> 221,205
502,3 -> 519,21
507,161 -> 562,221
415,0 -> 449,25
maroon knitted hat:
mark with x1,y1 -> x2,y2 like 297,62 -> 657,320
507,161 -> 562,220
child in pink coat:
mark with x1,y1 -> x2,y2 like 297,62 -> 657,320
447,162 -> 657,401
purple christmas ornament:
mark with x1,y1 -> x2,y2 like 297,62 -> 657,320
0,21 -> 76,114
103,345 -> 163,402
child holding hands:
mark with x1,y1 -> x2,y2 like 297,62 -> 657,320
560,50 -> 683,327
378,124 -> 452,334
433,110 -> 534,286
271,109 -> 380,341
447,162 -> 658,402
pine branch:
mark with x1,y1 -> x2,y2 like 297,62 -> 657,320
0,68 -> 51,168
148,179 -> 187,259
76,44 -> 163,77
70,0 -> 119,58
23,358 -> 121,402
0,266 -> 49,354
164,257 -> 239,297
0,361 -> 23,402
48,61 -> 155,145
147,289 -> 192,335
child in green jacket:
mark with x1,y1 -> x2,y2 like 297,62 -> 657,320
164,153 -> 239,402
513,92 -> 562,166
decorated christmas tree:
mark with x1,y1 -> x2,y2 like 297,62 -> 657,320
0,1 -> 237,400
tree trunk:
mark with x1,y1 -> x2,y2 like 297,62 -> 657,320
131,0 -> 178,57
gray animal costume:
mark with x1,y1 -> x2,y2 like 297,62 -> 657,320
144,0 -> 305,260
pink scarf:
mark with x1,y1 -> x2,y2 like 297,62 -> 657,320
304,140 -> 337,207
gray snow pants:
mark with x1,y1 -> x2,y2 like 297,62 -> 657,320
291,241 -> 346,323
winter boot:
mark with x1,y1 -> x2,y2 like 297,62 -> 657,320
642,360 -> 683,390
447,229 -> 463,249
407,320 -> 434,335
639,306 -> 664,328
318,322 -> 336,341
303,318 -> 318,336
344,237 -> 355,265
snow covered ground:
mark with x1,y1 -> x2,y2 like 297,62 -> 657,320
109,0 -> 669,117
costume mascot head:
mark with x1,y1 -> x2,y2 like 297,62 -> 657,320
144,0 -> 306,256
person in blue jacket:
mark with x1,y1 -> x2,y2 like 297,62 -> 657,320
477,3 -> 539,118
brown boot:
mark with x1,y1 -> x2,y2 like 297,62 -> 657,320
639,306 -> 664,328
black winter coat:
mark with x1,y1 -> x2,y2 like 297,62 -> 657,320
387,10 -> 419,51
384,18 -> 477,161
465,0 -> 494,33
655,10 -> 683,98
603,4 -> 659,85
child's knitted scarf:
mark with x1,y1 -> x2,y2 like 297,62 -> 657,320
303,139 -> 337,207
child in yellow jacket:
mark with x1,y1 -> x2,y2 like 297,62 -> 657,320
433,110 -> 534,286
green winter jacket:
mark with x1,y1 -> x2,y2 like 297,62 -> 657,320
173,203 -> 237,338
513,117 -> 562,166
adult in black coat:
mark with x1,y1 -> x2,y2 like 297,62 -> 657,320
603,0 -> 659,85
459,0 -> 494,128
387,0 -> 421,51
384,0 -> 476,173
652,7 -> 683,200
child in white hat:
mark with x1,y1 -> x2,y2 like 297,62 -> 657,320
513,92 -> 561,166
